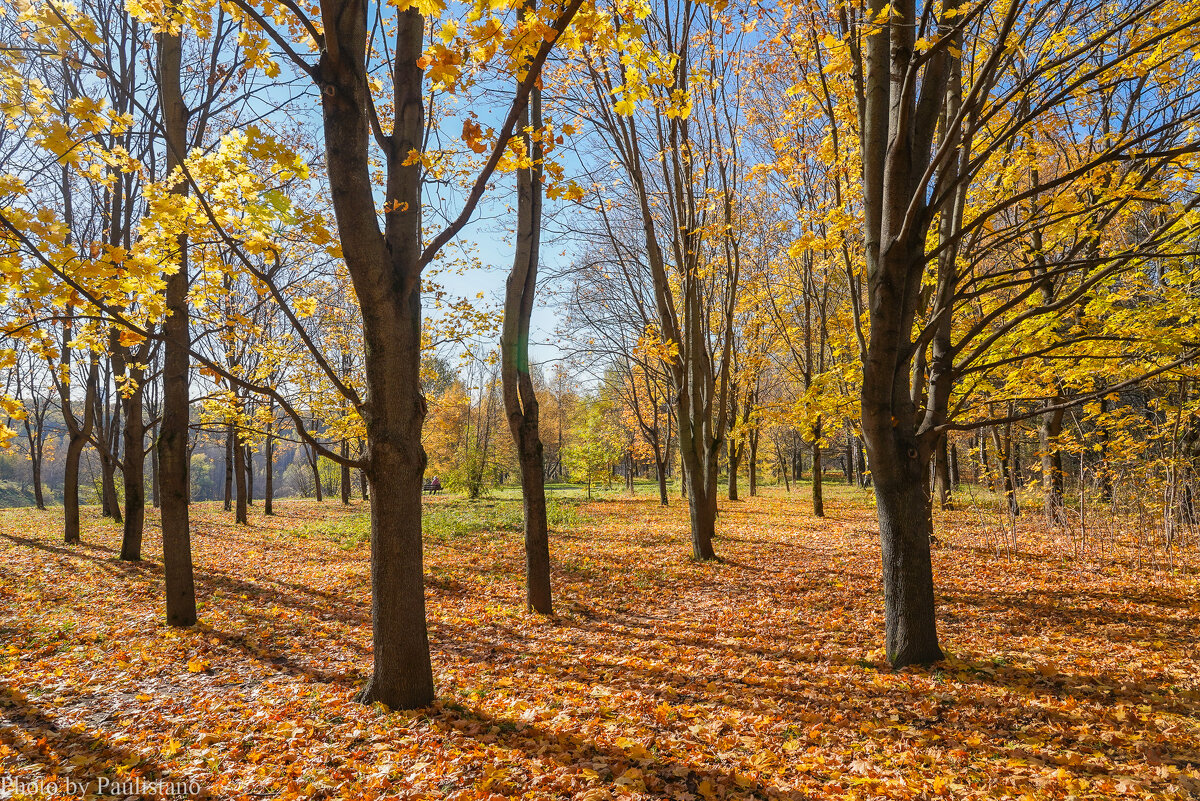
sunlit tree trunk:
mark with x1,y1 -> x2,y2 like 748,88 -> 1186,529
158,25 -> 197,626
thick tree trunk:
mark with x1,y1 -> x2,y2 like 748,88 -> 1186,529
233,429 -> 248,524
317,0 -> 434,708
686,469 -> 718,560
876,474 -> 943,665
158,27 -> 197,627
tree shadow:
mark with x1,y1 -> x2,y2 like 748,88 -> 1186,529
0,682 -> 211,798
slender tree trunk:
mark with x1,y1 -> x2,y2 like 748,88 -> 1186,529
844,434 -> 854,485
120,373 -> 145,561
934,435 -> 952,510
991,425 -> 1020,516
100,452 -> 122,522
1098,395 -> 1112,502
340,439 -> 352,504
748,431 -> 758,496
776,441 -> 790,491
264,427 -> 274,516
728,441 -> 740,501
309,444 -> 323,502
63,361 -> 99,544
245,443 -> 253,505
811,418 -> 824,517
1040,408 -> 1065,522
500,71 -> 553,614
158,26 -> 196,627
949,443 -> 960,489
223,426 -> 234,511
31,451 -> 45,509
655,454 -> 668,506
233,429 -> 248,524
150,422 -> 160,508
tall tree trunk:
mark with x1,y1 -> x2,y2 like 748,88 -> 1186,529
100,451 -> 122,522
844,429 -> 854,484
150,421 -> 160,508
748,431 -> 758,496
934,435 -> 952,510
501,70 -> 552,614
655,454 -> 668,506
31,451 -> 45,510
233,428 -> 248,524
245,443 -> 254,505
62,361 -> 98,545
949,443 -> 959,489
158,26 -> 196,627
728,440 -> 740,501
223,426 -> 234,511
309,444 -> 323,502
317,0 -> 435,708
119,363 -> 146,561
341,439 -> 352,504
1040,408 -> 1066,522
811,418 -> 824,517
263,419 -> 274,516
990,425 -> 1020,517
1098,395 -> 1112,502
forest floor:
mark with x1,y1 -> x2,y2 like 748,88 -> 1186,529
1,487 -> 1199,800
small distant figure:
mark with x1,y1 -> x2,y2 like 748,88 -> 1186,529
423,476 -> 442,495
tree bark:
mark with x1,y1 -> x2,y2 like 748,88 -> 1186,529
63,360 -> 99,545
655,455 -> 669,506
263,426 -> 274,516
934,435 -> 952,510
158,26 -> 197,627
245,443 -> 253,505
118,357 -> 146,561
1040,408 -> 1065,522
727,440 -> 740,501
223,426 -> 234,511
748,430 -> 758,496
341,439 -> 352,504
811,418 -> 824,517
501,65 -> 552,615
233,427 -> 248,524
318,0 -> 434,708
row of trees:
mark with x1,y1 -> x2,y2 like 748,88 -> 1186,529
3,0 -> 1200,707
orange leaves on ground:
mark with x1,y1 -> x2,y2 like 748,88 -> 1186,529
1,492 -> 1199,799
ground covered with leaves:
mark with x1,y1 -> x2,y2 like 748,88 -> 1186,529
2,488 -> 1199,800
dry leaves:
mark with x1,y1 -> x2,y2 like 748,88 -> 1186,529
1,490 -> 1199,799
